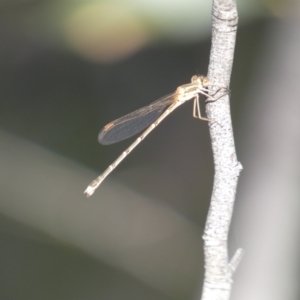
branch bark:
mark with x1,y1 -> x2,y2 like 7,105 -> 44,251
201,0 -> 243,299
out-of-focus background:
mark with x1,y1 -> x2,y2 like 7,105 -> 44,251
1,0 -> 300,299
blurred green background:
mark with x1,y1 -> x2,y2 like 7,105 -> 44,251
1,0 -> 300,300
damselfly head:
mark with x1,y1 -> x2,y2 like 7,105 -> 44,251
191,75 -> 209,88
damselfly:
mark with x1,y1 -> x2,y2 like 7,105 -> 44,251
85,75 -> 210,196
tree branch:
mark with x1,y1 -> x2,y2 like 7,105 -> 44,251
200,0 -> 243,299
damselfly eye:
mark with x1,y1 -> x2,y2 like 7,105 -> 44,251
191,75 -> 198,82
202,77 -> 209,87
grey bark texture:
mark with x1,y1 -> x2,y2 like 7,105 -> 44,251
201,0 -> 243,299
